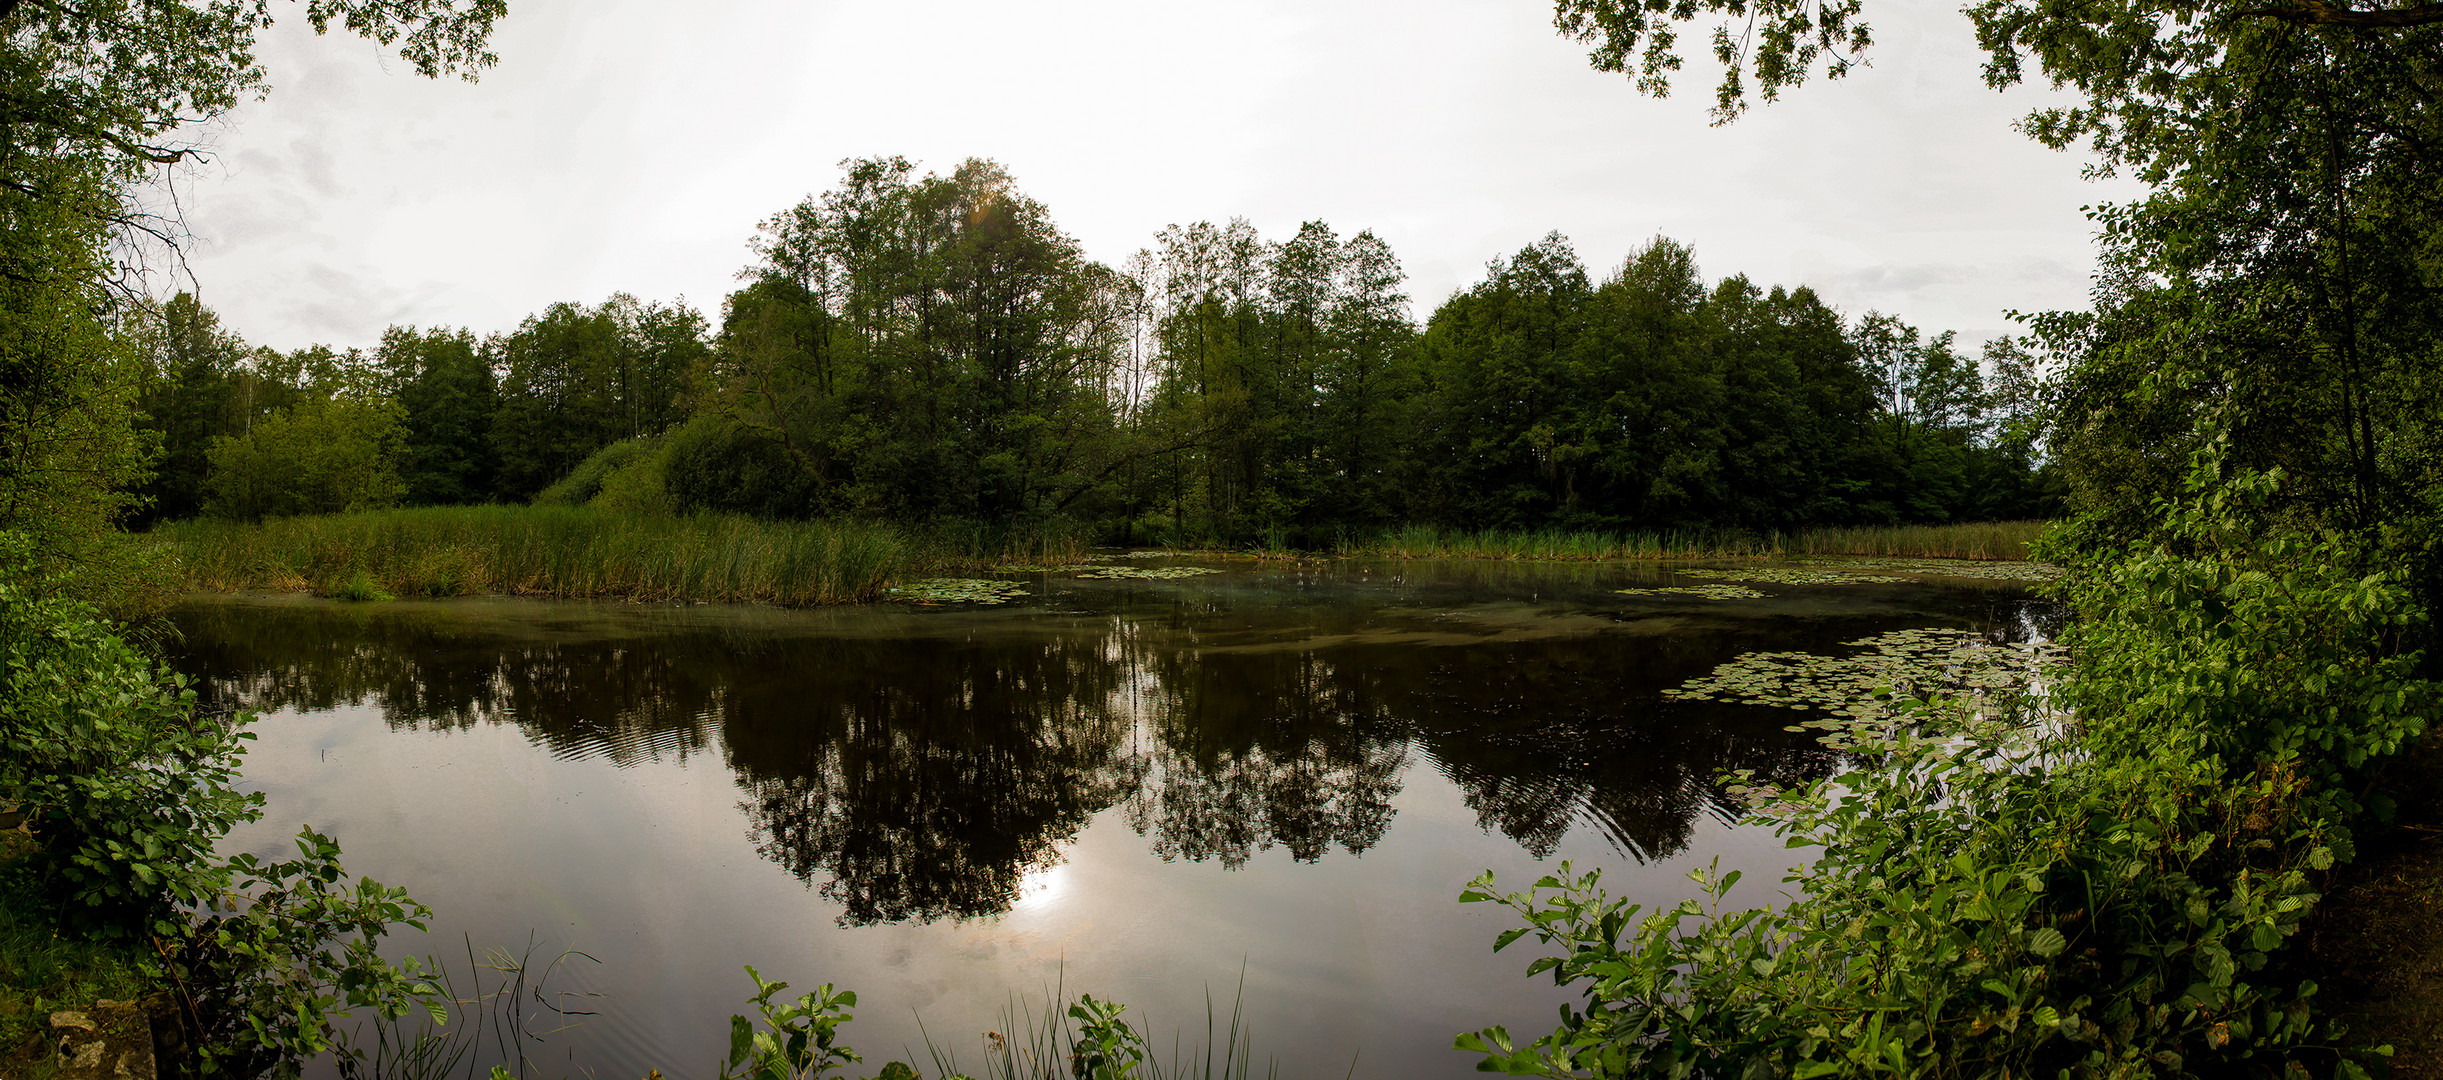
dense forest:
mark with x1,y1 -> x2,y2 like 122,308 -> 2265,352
131,156 -> 2054,544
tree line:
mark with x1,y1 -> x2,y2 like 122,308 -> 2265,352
132,156 -> 2055,541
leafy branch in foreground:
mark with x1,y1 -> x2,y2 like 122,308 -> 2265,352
1,532 -> 451,1075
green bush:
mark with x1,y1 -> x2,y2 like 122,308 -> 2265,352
204,396 -> 406,522
532,434 -> 663,507
0,531 -> 443,1074
0,533 -> 259,930
1460,451 -> 2429,1076
665,416 -> 822,518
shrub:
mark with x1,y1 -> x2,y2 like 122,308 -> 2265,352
1461,452 -> 2430,1076
204,396 -> 405,521
665,416 -> 822,518
0,533 -> 259,930
532,435 -> 662,507
0,531 -> 443,1074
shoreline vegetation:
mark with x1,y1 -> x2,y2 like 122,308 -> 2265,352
156,509 -> 2049,607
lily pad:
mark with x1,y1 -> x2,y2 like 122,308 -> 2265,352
1678,567 -> 1906,586
888,578 -> 1031,605
1077,566 -> 1223,580
1800,558 -> 2064,583
1661,626 -> 2069,720
1615,584 -> 1768,600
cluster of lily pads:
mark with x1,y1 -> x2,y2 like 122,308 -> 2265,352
1615,584 -> 1768,600
1806,557 -> 2065,583
1678,566 -> 1907,586
1077,566 -> 1222,580
888,578 -> 1032,605
1662,626 -> 2068,725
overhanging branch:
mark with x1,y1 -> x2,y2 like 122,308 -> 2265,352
2231,0 -> 2443,27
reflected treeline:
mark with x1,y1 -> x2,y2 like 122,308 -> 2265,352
720,634 -> 1143,924
163,597 -> 1893,923
1122,643 -> 1408,868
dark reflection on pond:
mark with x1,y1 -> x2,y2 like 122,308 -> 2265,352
165,561 -> 2047,930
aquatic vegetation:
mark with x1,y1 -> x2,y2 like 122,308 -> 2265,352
1339,521 -> 2051,562
1613,584 -> 1768,600
887,579 -> 1031,605
1340,525 -> 1778,561
1677,567 -> 1905,585
1661,626 -> 2066,717
712,965 -> 1275,1080
1806,556 -> 2065,582
1781,520 -> 2050,561
1077,566 -> 1222,580
164,506 -> 1102,606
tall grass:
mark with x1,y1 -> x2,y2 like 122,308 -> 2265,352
1336,520 -> 2049,562
1781,520 -> 2048,561
1339,525 -> 1783,561
161,506 -> 1090,606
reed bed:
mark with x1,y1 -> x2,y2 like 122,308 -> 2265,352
1336,520 -> 2049,562
1781,520 -> 2048,561
161,506 -> 1092,606
1339,525 -> 1782,561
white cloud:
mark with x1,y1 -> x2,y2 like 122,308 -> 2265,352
175,0 -> 2145,353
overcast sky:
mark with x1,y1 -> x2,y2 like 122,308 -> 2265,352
172,0 -> 2144,355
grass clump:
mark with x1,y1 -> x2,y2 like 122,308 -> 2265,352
323,568 -> 395,602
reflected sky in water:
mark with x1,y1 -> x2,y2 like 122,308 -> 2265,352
164,557 -> 2049,1078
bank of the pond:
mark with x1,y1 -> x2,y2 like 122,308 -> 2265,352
158,508 -> 2048,606
158,506 -> 1093,606
1333,520 -> 2046,562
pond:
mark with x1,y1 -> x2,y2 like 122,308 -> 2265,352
162,556 -> 2056,1079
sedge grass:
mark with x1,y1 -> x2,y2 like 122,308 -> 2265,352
160,506 -> 1090,607
1780,520 -> 2048,561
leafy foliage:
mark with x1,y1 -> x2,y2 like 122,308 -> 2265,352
204,392 -> 407,521
1460,450 -> 2430,1075
176,829 -> 445,1078
0,533 -> 258,927
720,965 -> 878,1080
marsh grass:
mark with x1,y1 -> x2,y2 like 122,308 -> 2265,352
1337,520 -> 2048,562
1781,520 -> 2048,561
1341,525 -> 1780,561
162,506 -> 1091,607
327,935 -> 603,1080
910,972 -> 1291,1080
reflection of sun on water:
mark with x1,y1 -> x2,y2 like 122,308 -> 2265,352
1012,862 -> 1070,913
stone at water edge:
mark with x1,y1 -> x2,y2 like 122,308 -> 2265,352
49,999 -> 157,1080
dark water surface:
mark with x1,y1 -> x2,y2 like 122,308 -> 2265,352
163,557 -> 2047,1079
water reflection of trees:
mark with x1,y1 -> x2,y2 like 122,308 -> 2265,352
1123,648 -> 1407,868
722,635 -> 1143,924
164,602 -> 719,765
166,599 -> 1847,923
